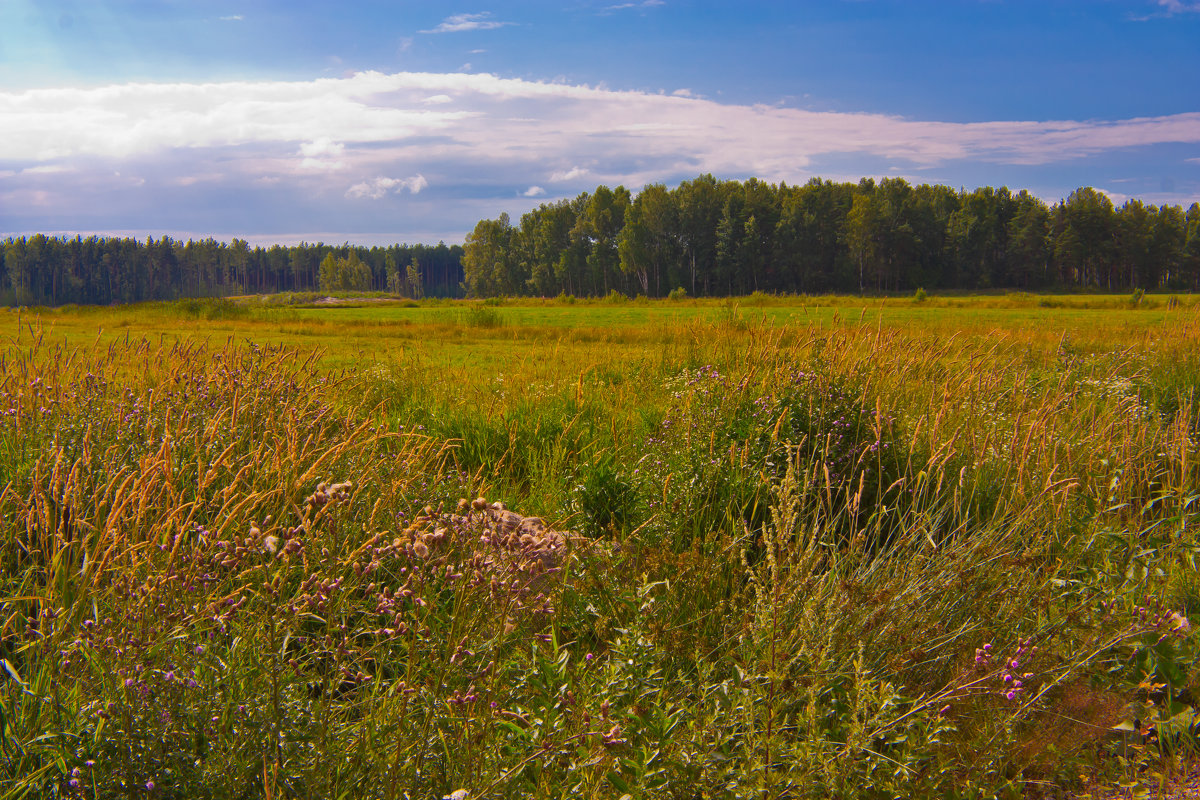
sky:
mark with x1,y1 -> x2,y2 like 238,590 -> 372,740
2,0 -> 1199,246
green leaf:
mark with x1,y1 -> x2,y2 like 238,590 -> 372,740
1,660 -> 23,686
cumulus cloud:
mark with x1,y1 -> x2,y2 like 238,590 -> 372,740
523,186 -> 545,196
218,14 -> 244,21
346,174 -> 429,199
421,13 -> 513,34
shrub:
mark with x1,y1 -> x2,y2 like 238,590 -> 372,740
461,304 -> 503,328
175,297 -> 247,320
574,456 -> 637,537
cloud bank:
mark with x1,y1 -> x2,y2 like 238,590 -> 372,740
2,70 -> 1198,240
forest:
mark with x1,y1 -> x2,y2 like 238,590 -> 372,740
0,237 -> 464,306
463,176 -> 1200,298
5,175 -> 1200,306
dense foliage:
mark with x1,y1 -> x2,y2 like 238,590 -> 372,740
463,176 -> 1200,297
0,237 -> 464,306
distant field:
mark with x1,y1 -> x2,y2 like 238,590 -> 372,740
8,292 -> 1197,368
3,294 -> 1199,797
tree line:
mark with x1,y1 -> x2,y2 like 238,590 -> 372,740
7,176 -> 1199,306
0,236 -> 465,306
463,176 -> 1200,297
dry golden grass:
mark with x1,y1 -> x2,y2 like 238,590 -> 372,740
1,296 -> 1198,798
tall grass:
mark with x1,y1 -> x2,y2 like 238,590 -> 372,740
2,301 -> 1199,798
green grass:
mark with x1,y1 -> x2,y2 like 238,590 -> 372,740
2,294 -> 1200,798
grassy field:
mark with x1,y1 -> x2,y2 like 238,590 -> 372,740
2,293 -> 1199,798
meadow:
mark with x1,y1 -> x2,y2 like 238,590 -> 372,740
2,292 -> 1199,798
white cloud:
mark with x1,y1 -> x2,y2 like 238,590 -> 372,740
218,15 -> 243,21
299,138 -> 345,158
421,13 -> 513,34
1157,0 -> 1200,13
1133,1 -> 1200,19
603,0 -> 664,10
523,186 -> 545,196
550,166 -> 590,182
5,72 -> 1200,178
4,69 -> 1199,237
299,139 -> 346,170
346,174 -> 429,199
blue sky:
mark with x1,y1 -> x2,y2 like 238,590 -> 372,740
2,0 -> 1199,245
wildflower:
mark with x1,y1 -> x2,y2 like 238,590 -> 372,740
146,780 -> 155,791
444,791 -> 470,800
263,535 -> 279,554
